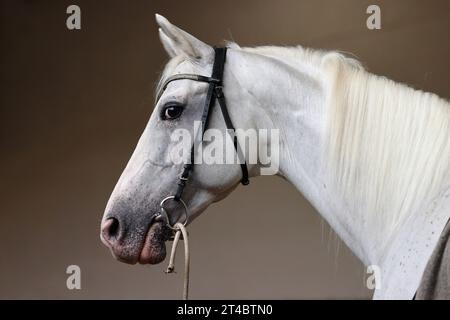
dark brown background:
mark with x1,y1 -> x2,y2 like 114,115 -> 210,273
0,0 -> 448,299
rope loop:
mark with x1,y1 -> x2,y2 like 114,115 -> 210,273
158,196 -> 190,300
164,222 -> 189,300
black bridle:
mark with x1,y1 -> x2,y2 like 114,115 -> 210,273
156,47 -> 249,221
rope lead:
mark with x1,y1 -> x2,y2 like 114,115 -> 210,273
165,222 -> 190,300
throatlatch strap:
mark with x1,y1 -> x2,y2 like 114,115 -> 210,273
215,86 -> 249,185
210,48 -> 249,185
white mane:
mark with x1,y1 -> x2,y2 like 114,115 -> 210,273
237,44 -> 450,251
321,52 -> 450,247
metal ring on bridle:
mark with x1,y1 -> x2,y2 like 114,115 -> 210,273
159,196 -> 189,230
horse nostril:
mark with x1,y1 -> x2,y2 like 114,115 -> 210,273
108,217 -> 120,238
101,217 -> 120,243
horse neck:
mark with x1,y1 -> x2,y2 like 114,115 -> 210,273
225,47 -> 450,267
224,48 -> 369,262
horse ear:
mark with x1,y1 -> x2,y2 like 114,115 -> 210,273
158,28 -> 177,58
155,14 -> 213,60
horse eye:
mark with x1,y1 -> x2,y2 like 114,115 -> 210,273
161,104 -> 184,120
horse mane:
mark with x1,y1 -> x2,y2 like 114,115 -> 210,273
321,52 -> 450,243
237,43 -> 450,246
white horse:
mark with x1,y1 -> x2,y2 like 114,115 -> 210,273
101,14 -> 450,299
